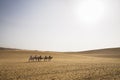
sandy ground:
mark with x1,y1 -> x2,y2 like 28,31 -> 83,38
0,49 -> 120,80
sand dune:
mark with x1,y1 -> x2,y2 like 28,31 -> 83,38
0,48 -> 120,80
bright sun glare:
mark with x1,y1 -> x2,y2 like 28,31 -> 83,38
74,0 -> 105,24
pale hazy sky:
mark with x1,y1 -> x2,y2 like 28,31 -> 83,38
0,0 -> 120,51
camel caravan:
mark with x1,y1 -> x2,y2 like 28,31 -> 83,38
28,55 -> 53,62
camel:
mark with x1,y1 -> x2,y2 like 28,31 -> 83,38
28,55 -> 53,62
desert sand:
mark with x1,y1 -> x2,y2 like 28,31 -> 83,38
0,48 -> 120,80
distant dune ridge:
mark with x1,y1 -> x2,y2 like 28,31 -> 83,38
0,47 -> 120,58
0,47 -> 120,60
0,46 -> 120,52
0,47 -> 20,50
65,47 -> 120,58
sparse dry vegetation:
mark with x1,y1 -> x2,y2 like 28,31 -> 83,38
0,48 -> 120,80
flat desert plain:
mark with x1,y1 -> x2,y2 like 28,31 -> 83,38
0,48 -> 120,80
